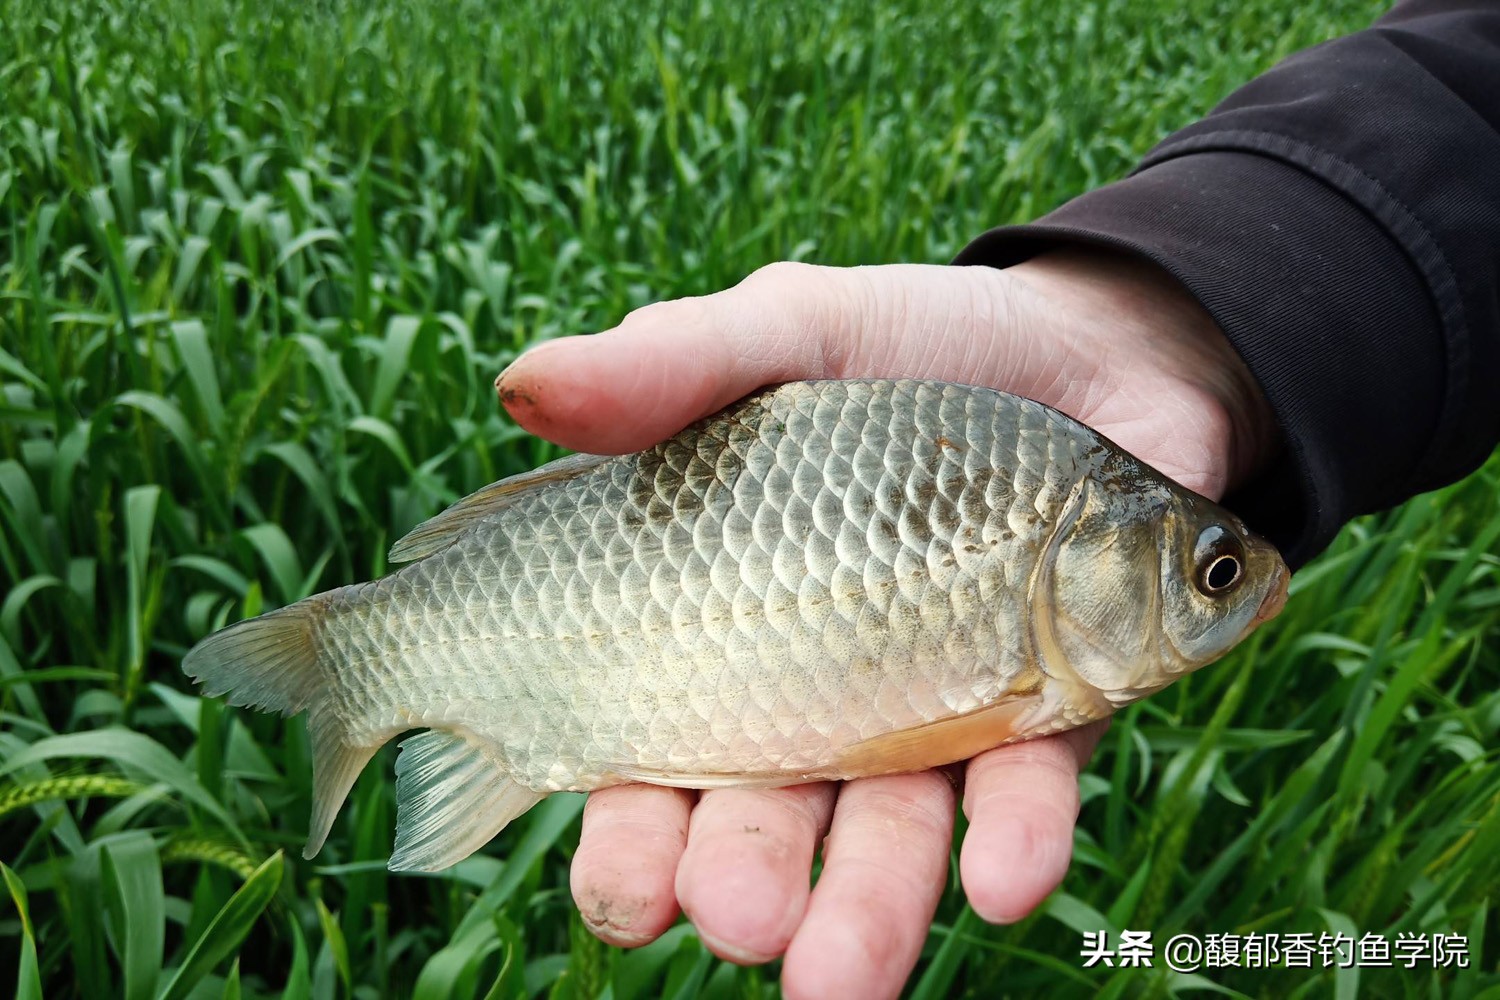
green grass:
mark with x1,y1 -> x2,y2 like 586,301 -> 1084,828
2,0 -> 1497,996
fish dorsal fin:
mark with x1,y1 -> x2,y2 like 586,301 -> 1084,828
388,729 -> 545,872
389,452 -> 612,563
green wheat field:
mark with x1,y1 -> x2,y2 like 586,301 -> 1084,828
3,0 -> 1497,996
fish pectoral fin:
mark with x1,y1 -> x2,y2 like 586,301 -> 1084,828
389,452 -> 613,563
832,693 -> 1048,776
388,729 -> 544,872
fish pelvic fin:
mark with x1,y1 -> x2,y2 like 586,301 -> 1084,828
182,594 -> 381,860
388,729 -> 545,872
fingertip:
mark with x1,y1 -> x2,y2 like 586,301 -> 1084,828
675,839 -> 804,965
674,786 -> 835,964
959,811 -> 1072,924
675,853 -> 806,963
570,785 -> 693,947
678,858 -> 797,965
695,927 -> 782,967
572,886 -> 675,949
495,290 -> 756,454
494,270 -> 854,455
497,336 -> 661,452
959,740 -> 1082,924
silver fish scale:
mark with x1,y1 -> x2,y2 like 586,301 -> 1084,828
318,380 -> 1108,790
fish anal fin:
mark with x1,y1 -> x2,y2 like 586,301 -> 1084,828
389,452 -> 613,563
389,729 -> 544,872
832,693 -> 1048,776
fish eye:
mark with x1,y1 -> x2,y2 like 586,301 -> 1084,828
1203,554 -> 1243,593
1194,526 -> 1246,597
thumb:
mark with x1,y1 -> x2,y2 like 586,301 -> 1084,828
493,262 -> 1022,455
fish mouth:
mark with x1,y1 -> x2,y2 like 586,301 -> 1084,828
1253,562 -> 1290,624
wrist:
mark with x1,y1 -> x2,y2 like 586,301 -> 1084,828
1002,246 -> 1279,499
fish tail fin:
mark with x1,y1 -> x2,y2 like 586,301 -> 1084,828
182,594 -> 377,859
182,599 -> 325,716
305,707 -> 380,859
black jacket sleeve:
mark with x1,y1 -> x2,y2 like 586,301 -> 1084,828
952,0 -> 1500,568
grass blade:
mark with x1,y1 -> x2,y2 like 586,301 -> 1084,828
156,851 -> 285,1000
102,832 -> 167,1000
1,862 -> 43,1000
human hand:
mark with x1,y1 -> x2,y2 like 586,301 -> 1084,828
496,250 -> 1276,998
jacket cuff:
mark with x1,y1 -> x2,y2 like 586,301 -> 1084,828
952,149 -> 1442,568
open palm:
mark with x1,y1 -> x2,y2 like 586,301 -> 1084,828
496,250 -> 1273,999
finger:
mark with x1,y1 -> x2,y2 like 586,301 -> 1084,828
570,783 -> 695,946
673,783 -> 837,964
495,263 -> 843,454
780,773 -> 955,1000
494,262 -> 1031,455
958,722 -> 1108,924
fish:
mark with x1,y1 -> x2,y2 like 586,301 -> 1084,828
182,378 -> 1289,872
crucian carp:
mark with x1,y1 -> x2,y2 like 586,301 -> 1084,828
183,379 -> 1288,871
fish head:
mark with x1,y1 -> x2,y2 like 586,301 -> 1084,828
1043,467 -> 1289,708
